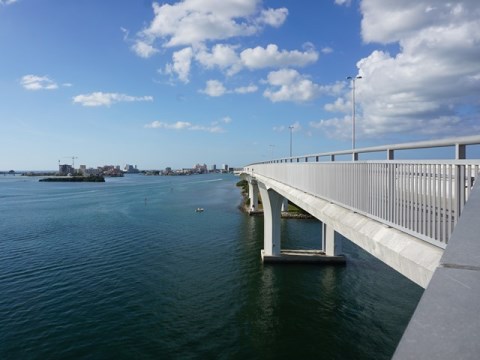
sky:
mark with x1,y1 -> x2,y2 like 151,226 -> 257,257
0,0 -> 479,170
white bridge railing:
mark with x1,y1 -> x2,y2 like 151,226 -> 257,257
245,136 -> 480,248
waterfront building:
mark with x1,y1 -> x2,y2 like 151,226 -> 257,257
58,164 -> 74,176
84,168 -> 100,176
124,164 -> 140,174
194,163 -> 208,174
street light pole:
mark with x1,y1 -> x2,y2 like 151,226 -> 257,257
347,75 -> 362,158
289,125 -> 294,157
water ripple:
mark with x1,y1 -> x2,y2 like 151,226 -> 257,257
0,174 -> 422,359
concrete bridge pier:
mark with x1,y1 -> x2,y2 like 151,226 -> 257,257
322,222 -> 342,256
258,183 -> 345,264
258,183 -> 283,257
281,198 -> 288,212
248,179 -> 259,212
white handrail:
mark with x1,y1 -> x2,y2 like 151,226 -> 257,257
244,136 -> 480,247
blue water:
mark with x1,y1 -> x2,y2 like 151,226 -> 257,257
0,174 -> 422,359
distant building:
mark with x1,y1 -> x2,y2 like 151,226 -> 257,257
210,164 -> 217,172
124,164 -> 139,174
193,163 -> 208,174
84,167 -> 100,176
221,164 -> 228,173
58,164 -> 74,176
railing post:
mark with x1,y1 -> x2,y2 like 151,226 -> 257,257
455,164 -> 466,225
456,144 -> 466,160
387,149 -> 394,160
388,163 -> 396,222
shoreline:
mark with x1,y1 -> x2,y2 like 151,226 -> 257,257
236,180 -> 313,219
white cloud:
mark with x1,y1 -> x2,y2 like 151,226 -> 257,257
192,43 -> 318,78
131,40 -> 159,58
132,0 -> 288,52
21,75 -> 58,90
318,0 -> 480,139
321,47 -> 333,54
263,69 -> 319,103
263,69 -> 343,103
145,121 -> 192,130
309,116 -> 352,140
198,80 -> 258,97
0,0 -> 18,5
234,84 -> 258,94
324,97 -> 350,113
359,0 -> 479,44
164,47 -> 194,83
145,119 -> 228,133
73,92 -> 153,107
334,0 -> 351,6
258,8 -> 288,27
200,80 -> 227,97
195,44 -> 242,75
240,44 -> 318,69
120,27 -> 129,41
291,121 -> 302,132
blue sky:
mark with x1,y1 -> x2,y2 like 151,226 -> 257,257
1,0 -> 479,170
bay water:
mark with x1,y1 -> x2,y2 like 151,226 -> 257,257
0,174 -> 422,359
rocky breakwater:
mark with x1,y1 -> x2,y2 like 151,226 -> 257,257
39,175 -> 105,182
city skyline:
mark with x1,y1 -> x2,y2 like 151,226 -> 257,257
1,0 -> 479,170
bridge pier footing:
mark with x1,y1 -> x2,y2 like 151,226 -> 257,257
261,249 -> 345,264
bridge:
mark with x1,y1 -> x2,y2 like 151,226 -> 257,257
240,135 -> 480,359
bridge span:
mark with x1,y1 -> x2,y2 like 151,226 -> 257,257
240,135 -> 480,359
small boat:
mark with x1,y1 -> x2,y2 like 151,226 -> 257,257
195,208 -> 204,212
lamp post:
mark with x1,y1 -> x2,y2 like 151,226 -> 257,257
347,75 -> 362,159
289,125 -> 294,157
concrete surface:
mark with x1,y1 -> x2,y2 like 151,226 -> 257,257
261,249 -> 346,264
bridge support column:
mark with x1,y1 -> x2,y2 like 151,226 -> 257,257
323,222 -> 342,256
281,198 -> 288,212
258,184 -> 283,257
248,179 -> 259,211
